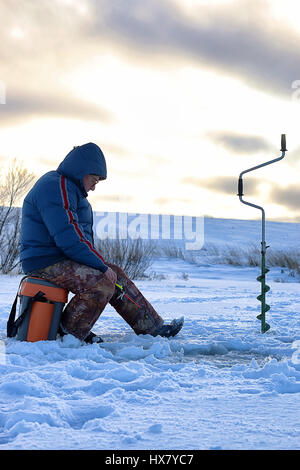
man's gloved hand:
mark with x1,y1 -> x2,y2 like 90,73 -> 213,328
104,266 -> 117,284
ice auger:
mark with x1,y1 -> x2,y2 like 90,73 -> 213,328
238,134 -> 287,333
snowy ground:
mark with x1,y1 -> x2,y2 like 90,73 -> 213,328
0,254 -> 299,450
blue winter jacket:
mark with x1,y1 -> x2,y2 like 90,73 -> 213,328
20,143 -> 108,274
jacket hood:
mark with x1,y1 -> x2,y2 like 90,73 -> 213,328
57,143 -> 107,197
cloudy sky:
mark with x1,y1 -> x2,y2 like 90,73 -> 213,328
0,0 -> 300,221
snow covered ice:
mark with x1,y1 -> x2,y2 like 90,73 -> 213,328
0,217 -> 300,450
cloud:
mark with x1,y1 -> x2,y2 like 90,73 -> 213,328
91,194 -> 133,205
0,3 -> 81,86
0,89 -> 112,127
0,0 -> 111,126
100,143 -> 131,159
89,0 -> 300,97
1,0 -> 298,133
285,146 -> 300,168
154,196 -> 191,206
182,175 -> 260,195
1,0 -> 298,124
269,185 -> 300,211
208,132 -> 272,154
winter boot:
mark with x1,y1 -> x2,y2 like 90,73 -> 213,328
153,317 -> 184,338
58,324 -> 103,344
84,331 -> 104,344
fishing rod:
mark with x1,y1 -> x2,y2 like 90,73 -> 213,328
238,134 -> 287,332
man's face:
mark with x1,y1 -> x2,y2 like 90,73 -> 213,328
83,174 -> 101,192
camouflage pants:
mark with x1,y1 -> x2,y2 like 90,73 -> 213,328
28,260 -> 164,341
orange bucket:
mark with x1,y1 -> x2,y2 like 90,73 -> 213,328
15,277 -> 68,342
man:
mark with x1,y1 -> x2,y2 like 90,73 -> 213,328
20,143 -> 183,343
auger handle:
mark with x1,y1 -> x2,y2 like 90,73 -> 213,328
237,177 -> 243,197
281,134 -> 287,152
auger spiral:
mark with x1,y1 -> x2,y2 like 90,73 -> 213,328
256,242 -> 270,333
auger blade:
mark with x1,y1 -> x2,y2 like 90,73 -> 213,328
262,322 -> 271,333
256,305 -> 270,320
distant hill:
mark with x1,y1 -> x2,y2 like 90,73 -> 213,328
93,212 -> 300,252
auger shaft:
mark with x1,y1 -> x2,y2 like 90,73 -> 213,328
238,134 -> 287,333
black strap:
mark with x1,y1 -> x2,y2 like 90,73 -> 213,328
7,276 -> 27,338
7,278 -> 47,338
